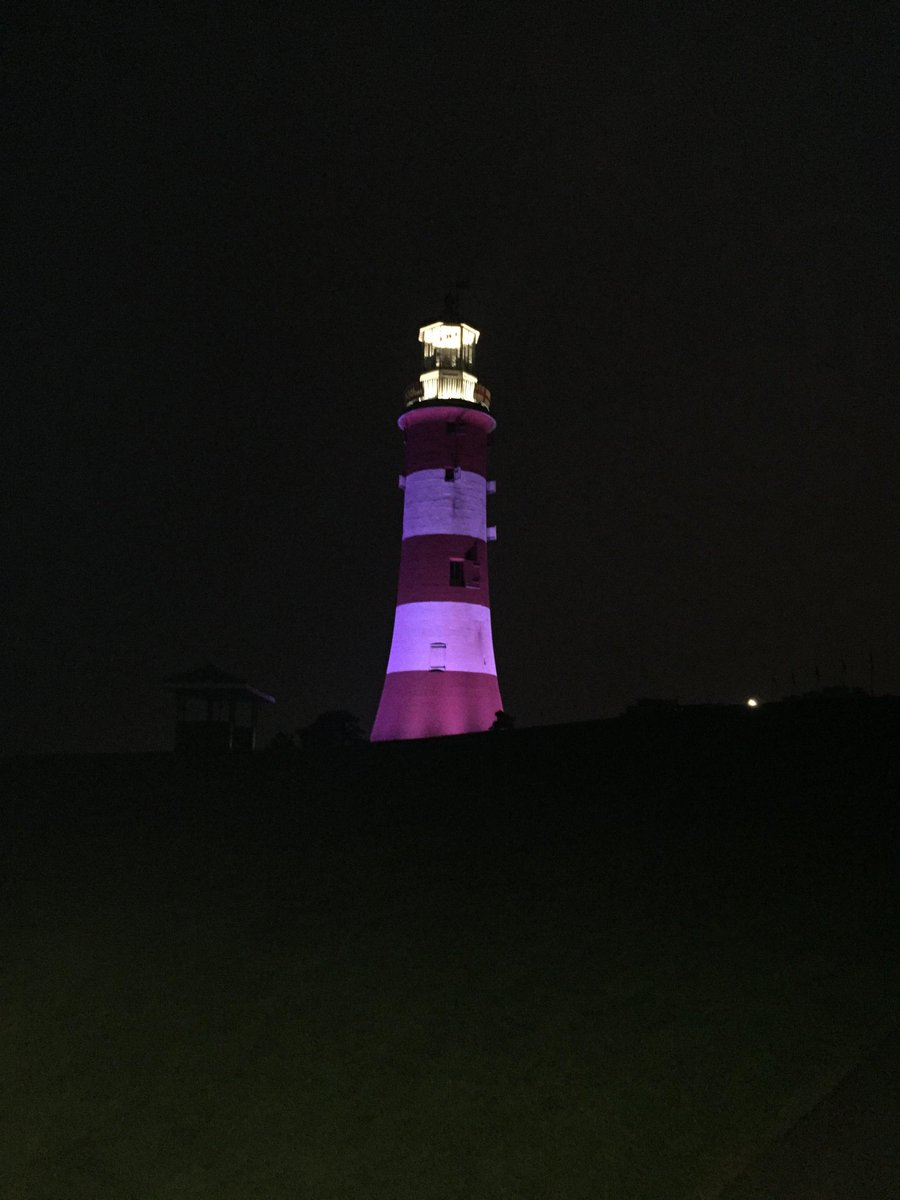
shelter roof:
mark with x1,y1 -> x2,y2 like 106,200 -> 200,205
163,663 -> 275,704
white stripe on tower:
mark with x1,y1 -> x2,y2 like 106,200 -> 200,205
402,469 -> 488,541
384,602 -> 497,674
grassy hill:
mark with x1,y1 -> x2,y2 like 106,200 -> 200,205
3,703 -> 898,1198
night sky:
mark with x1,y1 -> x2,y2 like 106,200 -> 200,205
7,5 -> 897,753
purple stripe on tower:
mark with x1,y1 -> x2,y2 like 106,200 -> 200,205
399,404 -> 495,475
397,535 -> 490,606
373,671 -> 503,742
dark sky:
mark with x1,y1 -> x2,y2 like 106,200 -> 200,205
6,4 -> 897,752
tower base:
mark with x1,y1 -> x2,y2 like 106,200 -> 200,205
370,670 -> 503,742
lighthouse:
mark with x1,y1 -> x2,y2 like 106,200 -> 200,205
370,311 -> 502,741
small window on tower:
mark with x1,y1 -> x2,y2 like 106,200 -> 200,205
444,468 -> 455,482
449,560 -> 465,587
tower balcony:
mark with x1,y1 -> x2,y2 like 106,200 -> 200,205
403,376 -> 492,410
420,368 -> 478,404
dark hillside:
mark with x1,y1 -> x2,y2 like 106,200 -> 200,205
3,705 -> 898,1198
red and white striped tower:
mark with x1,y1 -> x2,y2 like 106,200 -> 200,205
370,313 -> 502,741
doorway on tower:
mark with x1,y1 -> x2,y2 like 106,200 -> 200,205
429,642 -> 447,671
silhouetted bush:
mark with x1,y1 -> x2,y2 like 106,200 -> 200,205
297,710 -> 367,749
490,709 -> 516,732
266,730 -> 297,752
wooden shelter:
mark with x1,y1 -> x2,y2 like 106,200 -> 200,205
164,664 -> 275,752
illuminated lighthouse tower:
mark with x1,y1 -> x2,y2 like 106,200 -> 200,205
370,312 -> 502,741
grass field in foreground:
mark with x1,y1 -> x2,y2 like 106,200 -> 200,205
3,712 -> 898,1198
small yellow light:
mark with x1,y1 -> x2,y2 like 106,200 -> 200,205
747,697 -> 758,708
